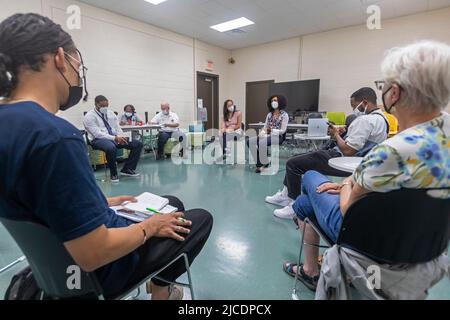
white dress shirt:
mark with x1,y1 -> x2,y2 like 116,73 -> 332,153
83,109 -> 123,141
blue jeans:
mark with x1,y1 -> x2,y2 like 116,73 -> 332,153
91,139 -> 143,176
292,171 -> 343,243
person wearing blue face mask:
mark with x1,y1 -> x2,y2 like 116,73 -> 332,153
84,95 -> 144,183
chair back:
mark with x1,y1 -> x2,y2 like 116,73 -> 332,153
0,217 -> 103,299
338,189 -> 450,264
384,112 -> 399,136
326,112 -> 346,126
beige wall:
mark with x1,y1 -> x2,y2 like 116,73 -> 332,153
2,2 -> 450,126
0,0 -> 231,128
230,7 -> 450,119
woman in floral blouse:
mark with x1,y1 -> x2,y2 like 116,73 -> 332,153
283,41 -> 450,291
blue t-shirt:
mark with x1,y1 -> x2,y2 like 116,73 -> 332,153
0,101 -> 139,296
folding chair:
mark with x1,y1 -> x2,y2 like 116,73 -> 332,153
0,218 -> 196,300
292,188 -> 450,300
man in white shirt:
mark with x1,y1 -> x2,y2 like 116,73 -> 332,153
266,87 -> 389,219
83,95 -> 143,183
150,102 -> 187,160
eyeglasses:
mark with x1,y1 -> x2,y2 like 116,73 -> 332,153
374,80 -> 385,91
65,52 -> 88,78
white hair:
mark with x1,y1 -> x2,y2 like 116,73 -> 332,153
381,40 -> 450,113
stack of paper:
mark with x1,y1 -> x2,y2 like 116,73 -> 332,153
112,192 -> 178,222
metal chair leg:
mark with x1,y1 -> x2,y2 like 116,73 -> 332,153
292,221 -> 307,300
0,256 -> 26,274
183,253 -> 195,300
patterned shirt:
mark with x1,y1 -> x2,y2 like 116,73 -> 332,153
353,113 -> 450,198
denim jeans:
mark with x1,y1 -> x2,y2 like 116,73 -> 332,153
292,170 -> 343,243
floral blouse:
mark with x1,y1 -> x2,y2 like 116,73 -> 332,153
353,113 -> 450,198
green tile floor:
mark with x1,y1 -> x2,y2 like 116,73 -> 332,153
1,150 -> 449,300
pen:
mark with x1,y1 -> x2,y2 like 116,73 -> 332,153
146,208 -> 162,215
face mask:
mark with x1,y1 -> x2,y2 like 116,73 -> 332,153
271,101 -> 279,110
382,86 -> 398,114
59,51 -> 89,111
353,102 -> 367,117
99,107 -> 108,115
125,112 -> 133,118
60,85 -> 83,111
228,106 -> 235,113
163,110 -> 170,116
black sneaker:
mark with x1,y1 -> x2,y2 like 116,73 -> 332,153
120,169 -> 140,177
111,175 -> 120,183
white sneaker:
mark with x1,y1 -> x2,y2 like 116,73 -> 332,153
265,187 -> 292,207
274,205 -> 295,220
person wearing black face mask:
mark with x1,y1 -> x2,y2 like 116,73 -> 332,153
0,13 -> 213,300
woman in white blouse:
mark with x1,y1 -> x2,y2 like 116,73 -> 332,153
247,95 -> 289,173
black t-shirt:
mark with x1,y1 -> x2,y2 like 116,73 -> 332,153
0,101 -> 139,296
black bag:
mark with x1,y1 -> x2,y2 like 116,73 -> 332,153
4,266 -> 42,300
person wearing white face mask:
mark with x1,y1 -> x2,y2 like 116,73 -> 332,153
84,95 -> 143,182
150,102 -> 187,160
219,99 -> 243,159
247,95 -> 289,173
266,87 -> 389,220
120,104 -> 143,126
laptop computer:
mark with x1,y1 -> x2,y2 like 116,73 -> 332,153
308,119 -> 329,137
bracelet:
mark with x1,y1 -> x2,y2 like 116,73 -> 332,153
137,224 -> 147,244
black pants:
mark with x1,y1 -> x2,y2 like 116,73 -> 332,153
283,150 -> 351,200
91,139 -> 143,176
246,135 -> 285,168
126,196 -> 213,290
157,131 -> 187,155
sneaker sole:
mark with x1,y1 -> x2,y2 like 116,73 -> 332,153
265,198 -> 292,207
120,173 -> 140,177
273,212 -> 295,220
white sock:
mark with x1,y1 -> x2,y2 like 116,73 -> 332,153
281,186 -> 288,197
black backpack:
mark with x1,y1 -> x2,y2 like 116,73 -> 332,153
4,267 -> 42,300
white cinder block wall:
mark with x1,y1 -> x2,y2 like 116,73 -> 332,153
230,7 -> 450,120
0,0 -> 231,128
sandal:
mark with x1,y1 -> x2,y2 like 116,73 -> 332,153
283,262 -> 319,291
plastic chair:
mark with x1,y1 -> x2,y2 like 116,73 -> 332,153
326,112 -> 346,126
384,112 -> 399,137
292,188 -> 450,300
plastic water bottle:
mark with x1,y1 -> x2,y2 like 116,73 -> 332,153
131,116 -> 136,126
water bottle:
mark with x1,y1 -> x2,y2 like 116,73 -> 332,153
131,115 -> 136,126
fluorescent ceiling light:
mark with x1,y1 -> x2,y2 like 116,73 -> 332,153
144,0 -> 168,5
210,17 -> 254,32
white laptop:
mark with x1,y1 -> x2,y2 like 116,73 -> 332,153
308,119 -> 329,137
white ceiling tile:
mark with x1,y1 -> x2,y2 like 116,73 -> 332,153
78,0 -> 450,49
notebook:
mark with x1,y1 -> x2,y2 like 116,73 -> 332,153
124,192 -> 169,213
112,204 -> 178,223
